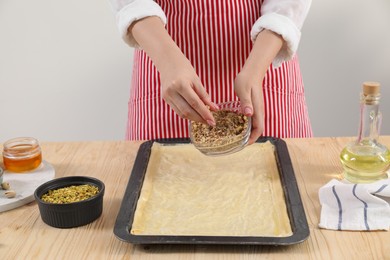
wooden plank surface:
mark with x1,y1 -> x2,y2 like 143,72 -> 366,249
0,137 -> 389,260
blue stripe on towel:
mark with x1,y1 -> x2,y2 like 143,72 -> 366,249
352,184 -> 370,231
332,185 -> 343,230
373,184 -> 388,194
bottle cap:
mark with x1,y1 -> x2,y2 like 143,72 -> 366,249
363,81 -> 380,96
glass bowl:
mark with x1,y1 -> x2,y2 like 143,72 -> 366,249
189,101 -> 251,156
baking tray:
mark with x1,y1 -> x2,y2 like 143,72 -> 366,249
114,137 -> 309,245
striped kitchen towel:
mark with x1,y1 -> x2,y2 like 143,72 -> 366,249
318,178 -> 390,231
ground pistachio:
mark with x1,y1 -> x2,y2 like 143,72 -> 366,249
41,184 -> 99,204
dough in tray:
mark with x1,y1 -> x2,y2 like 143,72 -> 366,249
131,141 -> 292,237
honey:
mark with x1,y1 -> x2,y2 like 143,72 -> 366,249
3,137 -> 42,173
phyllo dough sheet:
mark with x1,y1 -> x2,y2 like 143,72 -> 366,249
131,141 -> 292,237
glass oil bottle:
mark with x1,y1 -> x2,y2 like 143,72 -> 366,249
340,82 -> 390,183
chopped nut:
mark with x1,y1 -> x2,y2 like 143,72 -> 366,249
41,184 -> 99,204
1,182 -> 11,190
5,190 -> 16,198
191,109 -> 249,147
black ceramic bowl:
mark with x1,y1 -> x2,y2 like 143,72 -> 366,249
34,176 -> 105,228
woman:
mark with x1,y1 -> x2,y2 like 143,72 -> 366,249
109,0 -> 313,143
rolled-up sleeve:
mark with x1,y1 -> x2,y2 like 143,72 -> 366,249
251,0 -> 312,67
109,0 -> 167,47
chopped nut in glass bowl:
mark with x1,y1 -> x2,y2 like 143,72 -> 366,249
189,101 -> 251,156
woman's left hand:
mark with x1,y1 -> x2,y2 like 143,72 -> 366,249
235,29 -> 284,144
234,70 -> 264,145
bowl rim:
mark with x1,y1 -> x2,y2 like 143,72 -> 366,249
34,175 -> 105,205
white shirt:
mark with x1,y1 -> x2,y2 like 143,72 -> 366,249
109,0 -> 311,66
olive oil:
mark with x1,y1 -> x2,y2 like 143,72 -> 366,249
340,144 -> 390,183
340,82 -> 390,183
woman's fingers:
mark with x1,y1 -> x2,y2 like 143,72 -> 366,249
162,78 -> 216,125
234,74 -> 254,117
165,92 -> 206,123
247,88 -> 264,144
193,79 -> 219,111
234,73 -> 264,144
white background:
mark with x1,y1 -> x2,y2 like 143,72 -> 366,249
1,0 -> 389,142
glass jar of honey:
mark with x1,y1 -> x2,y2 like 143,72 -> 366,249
2,137 -> 42,173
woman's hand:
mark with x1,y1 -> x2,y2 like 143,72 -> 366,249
235,29 -> 284,144
158,54 -> 218,125
130,16 -> 217,125
234,70 -> 265,145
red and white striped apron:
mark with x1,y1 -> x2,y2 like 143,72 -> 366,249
126,0 -> 313,140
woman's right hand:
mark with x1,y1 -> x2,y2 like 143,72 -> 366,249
159,55 -> 218,125
130,16 -> 217,125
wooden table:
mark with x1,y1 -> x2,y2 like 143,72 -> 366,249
0,137 -> 389,259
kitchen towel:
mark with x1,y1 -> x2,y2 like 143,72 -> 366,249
318,178 -> 390,231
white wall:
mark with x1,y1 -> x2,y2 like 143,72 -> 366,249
0,0 -> 389,143
299,0 -> 390,137
0,0 -> 132,142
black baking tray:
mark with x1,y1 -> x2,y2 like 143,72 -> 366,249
114,137 -> 309,245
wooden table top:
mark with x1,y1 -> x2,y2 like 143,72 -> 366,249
0,137 -> 389,259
